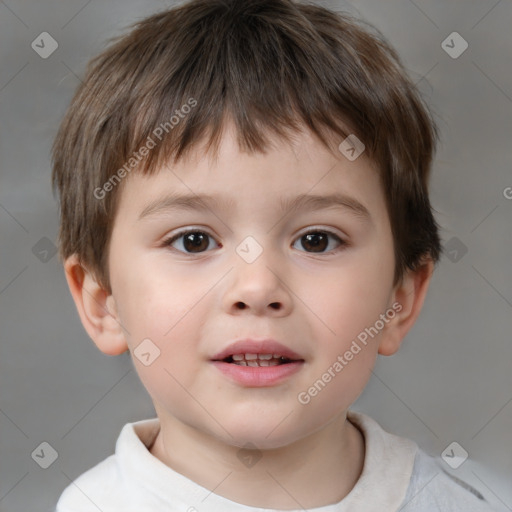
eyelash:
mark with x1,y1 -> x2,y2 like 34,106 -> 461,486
161,227 -> 346,255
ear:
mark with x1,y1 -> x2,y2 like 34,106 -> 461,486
378,258 -> 434,356
64,254 -> 128,355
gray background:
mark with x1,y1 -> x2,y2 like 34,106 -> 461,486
1,0 -> 511,511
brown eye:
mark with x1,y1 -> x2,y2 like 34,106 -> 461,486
293,230 -> 344,253
164,230 -> 217,253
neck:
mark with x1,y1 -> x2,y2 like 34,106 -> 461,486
149,411 -> 365,509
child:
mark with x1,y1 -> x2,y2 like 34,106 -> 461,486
51,0 -> 496,510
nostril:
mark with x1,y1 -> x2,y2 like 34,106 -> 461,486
234,302 -> 281,310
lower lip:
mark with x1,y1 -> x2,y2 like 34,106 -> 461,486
211,361 -> 304,387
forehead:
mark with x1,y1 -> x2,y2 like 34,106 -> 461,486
114,122 -> 385,227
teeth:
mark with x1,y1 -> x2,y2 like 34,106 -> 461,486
228,354 -> 286,366
231,353 -> 283,361
226,353 -> 295,367
232,359 -> 281,367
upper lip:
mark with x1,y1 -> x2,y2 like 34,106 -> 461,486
211,339 -> 304,361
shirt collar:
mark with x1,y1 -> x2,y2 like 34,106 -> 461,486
116,410 -> 418,511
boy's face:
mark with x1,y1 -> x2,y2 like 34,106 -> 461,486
93,123 -> 411,448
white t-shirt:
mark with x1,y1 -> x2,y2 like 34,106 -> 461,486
55,411 -> 496,511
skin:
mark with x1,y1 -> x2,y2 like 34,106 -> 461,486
65,121 -> 433,509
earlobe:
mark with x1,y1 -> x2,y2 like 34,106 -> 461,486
64,254 -> 128,356
378,259 -> 434,356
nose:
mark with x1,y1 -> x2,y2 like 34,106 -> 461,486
222,248 -> 293,317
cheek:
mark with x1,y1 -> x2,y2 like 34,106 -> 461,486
112,268 -> 208,410
294,264 -> 387,417
310,254 -> 393,346
113,261 -> 199,345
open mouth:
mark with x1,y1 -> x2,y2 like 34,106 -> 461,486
222,354 -> 299,367
211,346 -> 305,386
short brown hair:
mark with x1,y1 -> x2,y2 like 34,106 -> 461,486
52,0 -> 442,292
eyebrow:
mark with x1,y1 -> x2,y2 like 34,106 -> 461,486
138,192 -> 372,223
